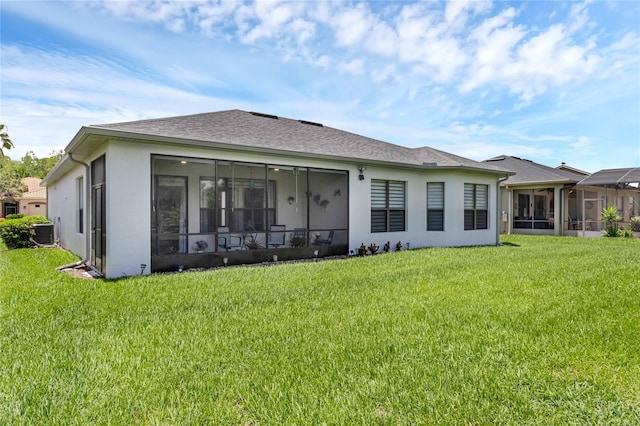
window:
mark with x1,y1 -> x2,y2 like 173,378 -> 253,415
77,176 -> 84,233
200,178 -> 216,233
427,182 -> 444,231
371,179 -> 406,232
464,183 -> 488,230
217,177 -> 276,232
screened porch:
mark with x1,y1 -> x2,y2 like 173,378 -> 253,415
150,155 -> 349,272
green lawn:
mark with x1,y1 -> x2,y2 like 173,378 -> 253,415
1,235 -> 639,424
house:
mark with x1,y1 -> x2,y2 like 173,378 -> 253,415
42,110 -> 511,278
1,177 -> 47,218
484,155 -> 588,235
484,156 -> 639,236
575,167 -> 640,235
18,177 -> 47,217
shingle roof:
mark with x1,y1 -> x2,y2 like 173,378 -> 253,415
483,155 -> 586,185
91,109 -> 507,173
578,167 -> 640,186
19,177 -> 46,200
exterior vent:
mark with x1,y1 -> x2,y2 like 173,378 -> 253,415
298,120 -> 323,127
250,111 -> 278,120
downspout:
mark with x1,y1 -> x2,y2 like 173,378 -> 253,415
496,176 -> 509,245
67,153 -> 91,266
581,185 -> 585,236
559,186 -> 565,236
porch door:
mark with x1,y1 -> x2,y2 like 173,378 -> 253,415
91,156 -> 106,273
155,176 -> 188,254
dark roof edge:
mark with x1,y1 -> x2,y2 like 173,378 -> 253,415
55,127 -> 511,177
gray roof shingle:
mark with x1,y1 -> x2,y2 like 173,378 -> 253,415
484,155 -> 585,185
91,109 -> 508,173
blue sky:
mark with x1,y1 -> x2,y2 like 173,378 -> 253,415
1,0 -> 639,172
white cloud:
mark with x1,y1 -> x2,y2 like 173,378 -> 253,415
240,0 -> 303,44
370,64 -> 398,84
1,0 -> 638,170
444,0 -> 492,29
89,0 -> 191,32
338,58 -> 365,76
330,3 -> 375,48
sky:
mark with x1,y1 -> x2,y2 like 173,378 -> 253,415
1,0 -> 639,173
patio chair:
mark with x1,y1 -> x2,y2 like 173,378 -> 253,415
287,228 -> 307,247
217,226 -> 242,251
313,230 -> 334,245
268,224 -> 286,248
293,228 -> 306,239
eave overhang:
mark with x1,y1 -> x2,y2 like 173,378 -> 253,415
42,127 -> 513,185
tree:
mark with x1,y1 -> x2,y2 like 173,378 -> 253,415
0,160 -> 25,200
0,124 -> 14,158
18,150 -> 64,179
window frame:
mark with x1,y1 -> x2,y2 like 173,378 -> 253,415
426,182 -> 445,231
464,183 -> 489,230
76,176 -> 84,234
371,179 -> 406,233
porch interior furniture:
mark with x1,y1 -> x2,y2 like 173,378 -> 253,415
313,230 -> 334,245
288,228 -> 307,247
268,224 -> 286,248
218,226 -> 242,251
293,228 -> 306,239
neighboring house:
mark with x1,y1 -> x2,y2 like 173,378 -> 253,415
18,177 -> 47,217
575,167 -> 640,235
42,109 -> 511,278
484,155 -> 588,235
484,156 -> 639,236
1,177 -> 47,218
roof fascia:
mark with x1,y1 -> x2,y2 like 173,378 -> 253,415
58,126 -> 514,178
41,153 -> 72,186
501,178 -> 577,187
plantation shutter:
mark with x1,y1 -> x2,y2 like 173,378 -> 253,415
464,183 -> 475,230
388,181 -> 405,208
371,180 -> 387,232
388,181 -> 405,232
427,182 -> 444,231
371,180 -> 387,208
464,183 -> 489,230
476,184 -> 488,229
371,179 -> 406,232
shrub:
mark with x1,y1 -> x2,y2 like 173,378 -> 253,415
619,227 -> 634,238
5,213 -> 25,220
601,205 -> 622,237
0,215 -> 50,249
604,226 -> 621,238
630,216 -> 640,232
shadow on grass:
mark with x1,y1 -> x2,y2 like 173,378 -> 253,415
500,241 -> 521,247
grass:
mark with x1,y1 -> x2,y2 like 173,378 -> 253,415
1,235 -> 639,424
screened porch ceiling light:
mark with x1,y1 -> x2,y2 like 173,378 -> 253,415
180,160 -> 187,164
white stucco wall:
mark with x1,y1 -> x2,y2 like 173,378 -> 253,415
348,166 -> 500,251
103,141 -> 152,277
47,137 -> 503,278
46,164 -> 87,259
